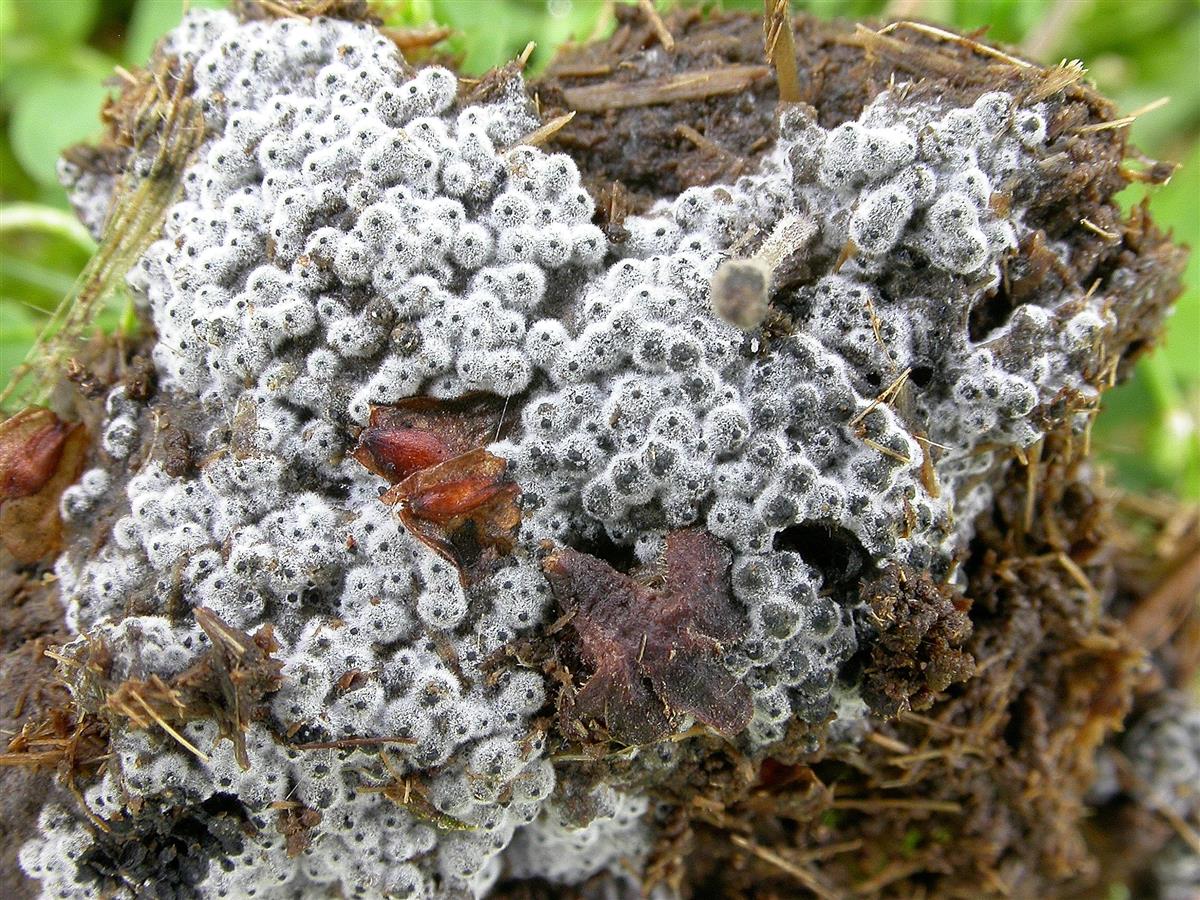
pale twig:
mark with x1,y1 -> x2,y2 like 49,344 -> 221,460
863,438 -> 911,464
512,112 -> 576,148
1074,96 -> 1169,132
913,433 -> 952,452
42,649 -> 80,668
1080,218 -> 1119,241
1023,438 -> 1044,534
763,0 -> 801,103
1127,96 -> 1171,119
879,20 -> 1033,68
1074,116 -> 1136,133
129,692 -> 209,763
638,0 -> 674,52
866,731 -> 912,754
730,834 -> 838,899
829,797 -> 962,813
561,66 -> 770,112
1055,551 -> 1101,617
849,368 -> 913,429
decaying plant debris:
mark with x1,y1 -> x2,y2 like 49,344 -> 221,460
0,408 -> 89,563
353,396 -> 524,585
543,528 -> 753,746
2,62 -> 208,412
100,608 -> 285,768
0,2 -> 1193,898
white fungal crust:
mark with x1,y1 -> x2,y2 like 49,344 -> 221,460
505,790 -> 650,885
32,9 -> 1131,899
1124,692 -> 1200,821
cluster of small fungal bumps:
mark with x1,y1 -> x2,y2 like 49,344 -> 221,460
21,9 -> 1138,899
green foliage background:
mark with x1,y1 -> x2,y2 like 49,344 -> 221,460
0,0 -> 1196,496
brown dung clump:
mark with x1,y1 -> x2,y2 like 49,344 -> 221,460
0,5 -> 1192,899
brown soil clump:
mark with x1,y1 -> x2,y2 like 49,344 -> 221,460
858,566 -> 974,717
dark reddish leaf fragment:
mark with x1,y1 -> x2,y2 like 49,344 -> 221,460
0,407 -> 89,562
0,407 -> 79,500
402,472 -> 515,525
542,545 -> 644,631
646,643 -> 753,737
353,394 -> 516,483
570,658 -> 672,747
662,527 -> 745,644
384,449 -> 521,586
351,399 -> 523,585
543,528 -> 751,745
352,426 -> 452,483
